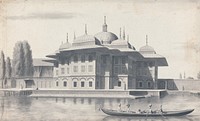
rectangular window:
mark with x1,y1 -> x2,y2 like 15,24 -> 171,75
102,56 -> 107,64
73,66 -> 78,72
73,82 -> 77,87
122,57 -> 126,64
81,55 -> 85,63
139,82 -> 143,88
148,82 -> 151,88
121,66 -> 126,74
88,65 -> 93,72
114,58 -> 119,65
63,81 -> 67,87
81,82 -> 84,87
61,68 -> 65,74
56,82 -> 59,86
114,66 -> 118,74
81,66 -> 85,72
67,68 -> 69,74
89,81 -> 92,87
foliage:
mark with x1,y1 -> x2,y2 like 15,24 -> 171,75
0,51 -> 6,80
23,41 -> 34,76
5,57 -> 12,79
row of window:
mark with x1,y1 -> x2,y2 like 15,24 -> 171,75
114,66 -> 127,74
138,81 -> 151,88
74,55 -> 94,63
114,57 -> 126,65
56,65 -> 94,75
56,81 -> 93,87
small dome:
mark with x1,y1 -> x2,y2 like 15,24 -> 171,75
139,45 -> 156,54
95,32 -> 118,44
73,34 -> 101,45
59,42 -> 71,50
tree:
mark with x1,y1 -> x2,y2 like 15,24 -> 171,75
12,41 -> 25,77
0,51 -> 6,88
197,71 -> 200,79
5,57 -> 12,79
23,41 -> 33,77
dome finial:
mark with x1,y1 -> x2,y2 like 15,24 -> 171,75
104,16 -> 106,24
102,16 -> 107,32
123,27 -> 125,40
146,35 -> 148,45
85,24 -> 87,35
119,27 -> 122,39
66,33 -> 68,42
74,31 -> 76,40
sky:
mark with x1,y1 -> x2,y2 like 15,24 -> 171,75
0,0 -> 200,79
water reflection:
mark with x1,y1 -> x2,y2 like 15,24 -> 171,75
0,94 -> 199,121
102,116 -> 194,121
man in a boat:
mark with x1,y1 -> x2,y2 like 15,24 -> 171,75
148,104 -> 153,114
126,104 -> 130,112
118,103 -> 121,111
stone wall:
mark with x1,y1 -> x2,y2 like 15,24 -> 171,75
158,79 -> 200,91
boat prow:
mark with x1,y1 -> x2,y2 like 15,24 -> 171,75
101,108 -> 194,117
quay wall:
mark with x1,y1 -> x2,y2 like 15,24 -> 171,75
31,90 -> 131,98
158,79 -> 200,91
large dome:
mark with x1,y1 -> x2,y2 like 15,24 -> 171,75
95,32 -> 118,44
139,45 -> 156,54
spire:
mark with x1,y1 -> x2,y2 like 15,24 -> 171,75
85,24 -> 87,35
104,16 -> 106,24
146,35 -> 148,45
102,16 -> 107,32
74,32 -> 76,40
119,27 -> 121,39
66,33 -> 68,43
123,27 -> 125,40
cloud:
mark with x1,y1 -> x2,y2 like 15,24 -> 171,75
6,12 -> 81,20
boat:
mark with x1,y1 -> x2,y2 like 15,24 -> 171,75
101,108 -> 194,117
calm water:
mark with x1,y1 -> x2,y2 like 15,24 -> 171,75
0,94 -> 199,121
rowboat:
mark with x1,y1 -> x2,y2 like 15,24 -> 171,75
101,108 -> 194,117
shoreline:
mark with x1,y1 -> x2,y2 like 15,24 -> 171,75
0,88 -> 167,99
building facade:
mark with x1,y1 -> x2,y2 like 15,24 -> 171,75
45,17 -> 168,90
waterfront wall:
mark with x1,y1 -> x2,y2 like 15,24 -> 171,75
31,90 -> 130,98
158,79 -> 200,91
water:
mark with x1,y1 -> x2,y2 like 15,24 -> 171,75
0,94 -> 199,121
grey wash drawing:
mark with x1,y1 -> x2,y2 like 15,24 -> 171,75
0,0 -> 200,121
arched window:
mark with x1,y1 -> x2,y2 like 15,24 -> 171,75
118,81 -> 121,87
56,81 -> 59,87
63,81 -> 67,87
88,55 -> 93,62
73,55 -> 78,63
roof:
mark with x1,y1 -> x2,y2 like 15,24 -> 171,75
33,58 -> 54,67
73,34 -> 101,45
140,53 -> 168,66
139,45 -> 156,54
